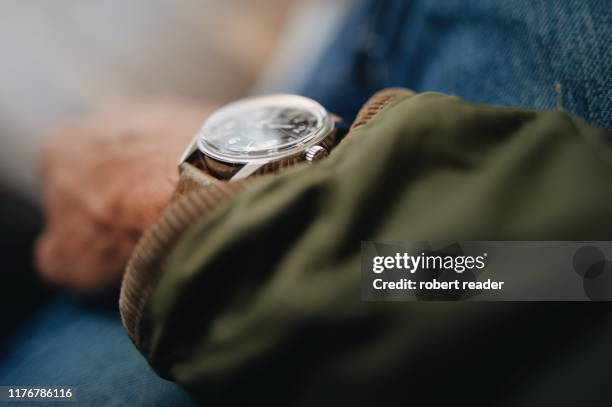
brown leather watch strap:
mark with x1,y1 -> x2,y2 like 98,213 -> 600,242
173,162 -> 218,198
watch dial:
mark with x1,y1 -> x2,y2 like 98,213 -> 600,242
204,106 -> 320,154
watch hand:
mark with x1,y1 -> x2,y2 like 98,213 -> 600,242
266,123 -> 294,130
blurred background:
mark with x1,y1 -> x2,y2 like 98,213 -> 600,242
0,0 -> 355,381
0,0 -> 355,203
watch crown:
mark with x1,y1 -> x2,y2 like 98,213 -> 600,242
304,145 -> 328,162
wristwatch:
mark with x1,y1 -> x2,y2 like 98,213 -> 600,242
179,94 -> 346,181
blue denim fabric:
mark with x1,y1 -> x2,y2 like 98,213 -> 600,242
0,296 -> 196,407
303,0 -> 611,130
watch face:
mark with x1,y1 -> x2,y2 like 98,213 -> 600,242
198,95 -> 332,163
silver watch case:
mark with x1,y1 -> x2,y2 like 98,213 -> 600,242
179,94 -> 335,181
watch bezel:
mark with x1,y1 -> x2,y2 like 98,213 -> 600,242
196,94 -> 333,165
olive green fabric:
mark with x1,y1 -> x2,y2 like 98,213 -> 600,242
141,93 -> 612,406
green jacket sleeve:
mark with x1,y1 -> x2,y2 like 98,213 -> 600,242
131,93 -> 612,406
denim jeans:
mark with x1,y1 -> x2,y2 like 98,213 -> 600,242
0,1 -> 609,406
0,296 -> 196,407
303,0 -> 611,130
